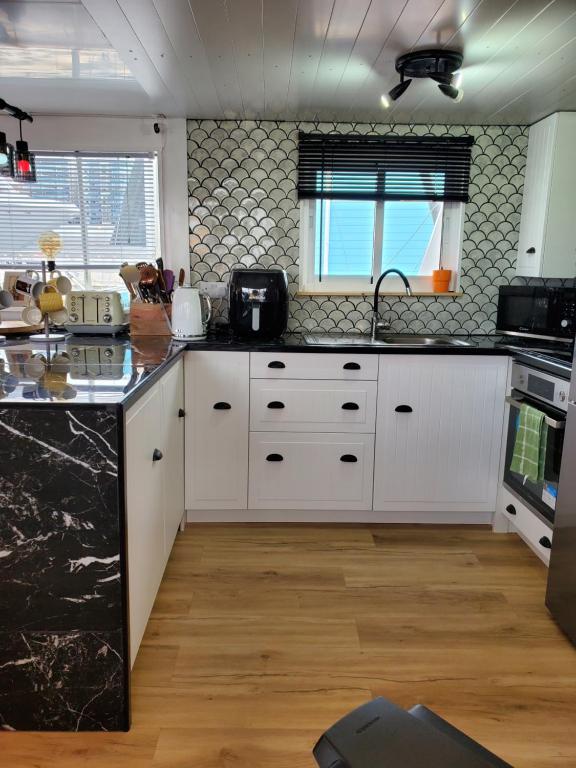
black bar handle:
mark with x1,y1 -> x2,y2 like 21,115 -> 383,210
505,504 -> 517,516
268,360 -> 285,369
340,454 -> 358,463
343,362 -> 361,370
213,401 -> 232,410
178,408 -> 186,418
342,402 -> 360,410
539,536 -> 552,549
395,405 -> 413,413
152,448 -> 163,462
526,247 -> 536,254
266,453 -> 284,462
267,401 -> 285,409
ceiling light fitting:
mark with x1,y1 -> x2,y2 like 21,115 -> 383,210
14,120 -> 36,183
0,99 -> 36,182
386,49 -> 464,104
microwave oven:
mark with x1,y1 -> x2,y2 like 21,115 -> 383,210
496,285 -> 576,341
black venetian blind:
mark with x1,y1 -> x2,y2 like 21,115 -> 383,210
297,132 -> 474,203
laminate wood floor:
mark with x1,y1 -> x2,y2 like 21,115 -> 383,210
4,525 -> 576,767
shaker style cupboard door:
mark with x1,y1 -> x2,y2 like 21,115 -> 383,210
160,359 -> 185,557
249,432 -> 375,510
125,383 -> 166,666
373,356 -> 507,513
185,351 -> 249,509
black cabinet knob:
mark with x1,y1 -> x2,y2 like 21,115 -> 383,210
268,360 -> 285,369
266,453 -> 284,462
340,454 -> 358,463
178,408 -> 186,418
343,362 -> 361,370
505,504 -> 517,515
213,402 -> 231,410
539,536 -> 552,549
395,405 -> 413,413
526,247 -> 536,254
267,401 -> 285,409
342,402 -> 359,410
152,448 -> 163,462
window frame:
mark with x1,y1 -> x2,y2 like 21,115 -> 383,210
299,198 -> 465,295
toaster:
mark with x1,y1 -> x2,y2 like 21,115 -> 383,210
64,291 -> 127,335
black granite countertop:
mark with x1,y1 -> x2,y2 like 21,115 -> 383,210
0,331 -> 572,406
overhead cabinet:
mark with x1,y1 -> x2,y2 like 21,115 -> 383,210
516,112 -> 576,278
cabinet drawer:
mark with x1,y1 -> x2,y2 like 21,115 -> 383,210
250,379 -> 377,433
250,352 -> 378,380
499,486 -> 553,565
249,432 -> 374,510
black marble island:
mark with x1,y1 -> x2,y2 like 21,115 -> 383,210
0,335 -> 185,731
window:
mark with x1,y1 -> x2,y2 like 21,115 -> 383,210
297,133 -> 472,294
0,151 -> 160,293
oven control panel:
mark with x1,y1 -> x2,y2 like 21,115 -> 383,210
511,362 -> 569,412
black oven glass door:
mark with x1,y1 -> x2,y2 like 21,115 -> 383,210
503,390 -> 566,523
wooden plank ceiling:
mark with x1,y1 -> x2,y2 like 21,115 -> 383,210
5,0 -> 576,122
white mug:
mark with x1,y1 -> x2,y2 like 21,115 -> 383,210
15,271 -> 45,300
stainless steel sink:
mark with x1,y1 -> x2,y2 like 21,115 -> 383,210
303,333 -> 473,348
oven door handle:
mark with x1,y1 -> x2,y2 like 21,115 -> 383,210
505,396 -> 566,430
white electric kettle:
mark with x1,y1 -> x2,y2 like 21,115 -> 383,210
171,286 -> 212,340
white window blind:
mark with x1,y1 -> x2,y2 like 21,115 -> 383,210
0,151 -> 160,270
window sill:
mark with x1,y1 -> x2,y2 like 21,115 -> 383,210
296,290 -> 464,297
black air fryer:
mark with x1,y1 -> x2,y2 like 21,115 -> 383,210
228,268 -> 289,340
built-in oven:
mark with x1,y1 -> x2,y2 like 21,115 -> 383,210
503,362 -> 569,523
497,285 -> 576,342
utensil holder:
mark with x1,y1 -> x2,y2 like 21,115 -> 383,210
130,302 -> 172,336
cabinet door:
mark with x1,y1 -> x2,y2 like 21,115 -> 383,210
249,432 -> 374,510
374,356 -> 507,513
250,379 -> 377,433
185,351 -> 249,509
516,115 -> 555,277
125,383 -> 165,666
160,359 -> 185,559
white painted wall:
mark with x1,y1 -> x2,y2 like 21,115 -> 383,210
0,115 -> 188,275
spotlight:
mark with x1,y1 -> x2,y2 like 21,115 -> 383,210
0,131 -> 8,167
14,120 -> 36,182
438,83 -> 463,102
389,78 -> 412,101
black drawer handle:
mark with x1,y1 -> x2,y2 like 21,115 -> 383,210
267,401 -> 285,409
268,360 -> 285,369
505,504 -> 517,516
343,362 -> 361,370
266,453 -> 284,462
395,405 -> 413,413
342,402 -> 359,410
152,448 -> 163,462
340,454 -> 358,463
539,536 -> 552,549
178,408 -> 186,418
526,247 -> 536,254
213,401 -> 231,410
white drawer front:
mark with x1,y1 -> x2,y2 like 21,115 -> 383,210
499,486 -> 553,564
250,379 -> 377,433
249,432 -> 375,510
250,352 -> 378,380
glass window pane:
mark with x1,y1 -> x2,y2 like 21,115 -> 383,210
315,199 -> 375,278
381,201 -> 443,275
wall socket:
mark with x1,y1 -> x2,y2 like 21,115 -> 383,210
197,281 -> 227,299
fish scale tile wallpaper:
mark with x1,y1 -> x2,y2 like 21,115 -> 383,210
187,119 -> 530,335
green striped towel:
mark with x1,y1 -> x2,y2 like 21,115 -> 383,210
510,403 -> 548,484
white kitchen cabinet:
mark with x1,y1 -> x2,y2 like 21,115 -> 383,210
125,382 -> 166,666
250,352 -> 378,380
516,112 -> 576,278
160,358 -> 185,556
185,351 -> 249,509
373,356 -> 508,514
249,432 -> 375,510
250,379 -> 377,433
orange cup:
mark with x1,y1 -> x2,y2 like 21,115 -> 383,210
432,269 -> 452,292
